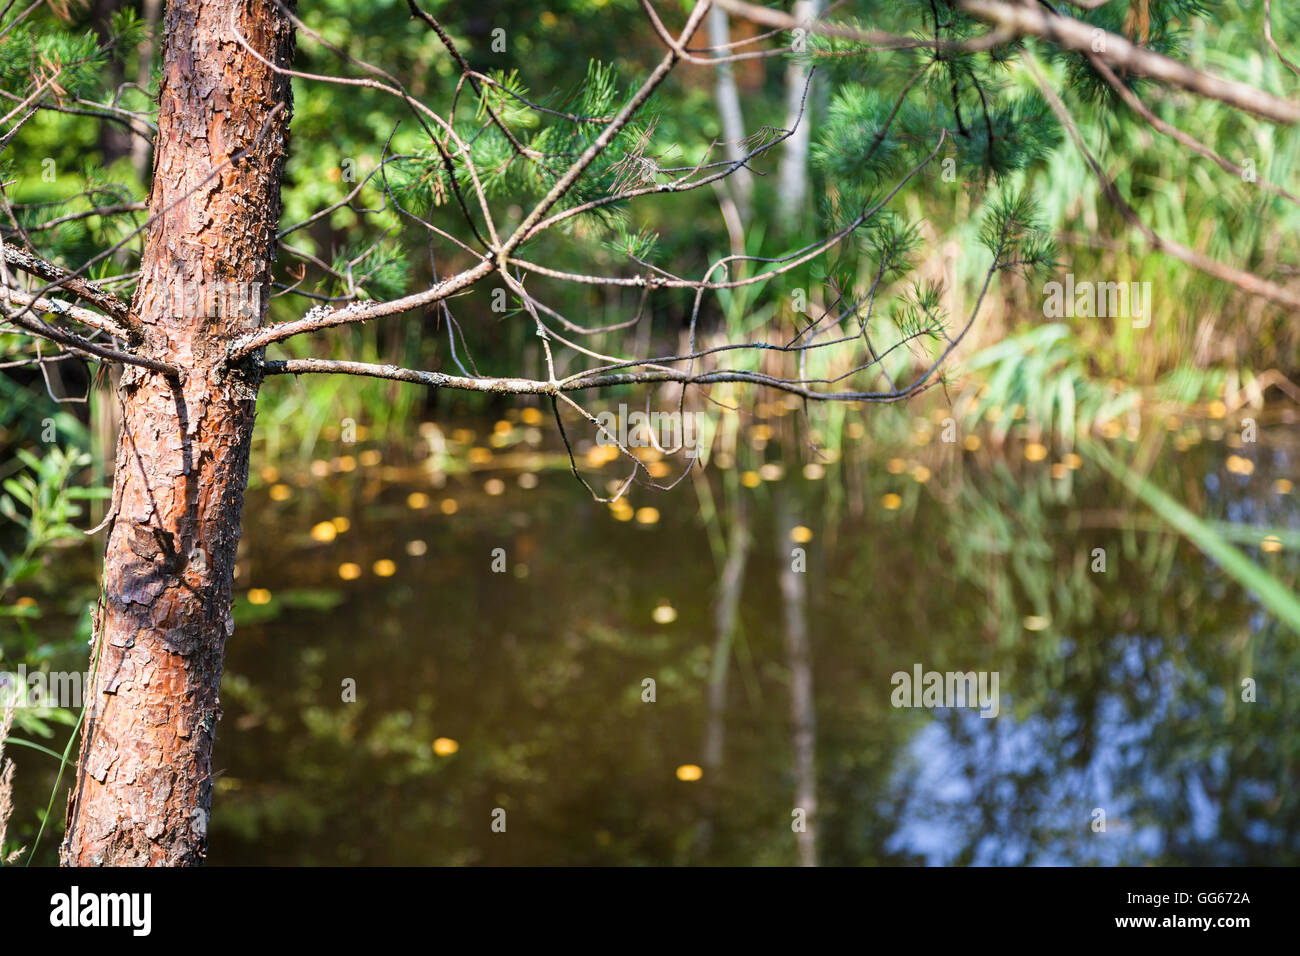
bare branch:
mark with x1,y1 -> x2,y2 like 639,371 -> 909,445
2,241 -> 135,332
1084,52 -> 1300,207
1265,0 -> 1300,80
226,257 -> 495,362
1,297 -> 178,377
1022,49 -> 1300,311
958,0 -> 1300,123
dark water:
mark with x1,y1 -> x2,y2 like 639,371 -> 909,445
7,406 -> 1299,865
206,408 -> 1298,865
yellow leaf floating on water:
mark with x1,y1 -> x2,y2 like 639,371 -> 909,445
1225,455 -> 1255,476
652,602 -> 677,624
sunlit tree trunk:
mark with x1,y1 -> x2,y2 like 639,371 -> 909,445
776,0 -> 822,231
707,5 -> 752,225
61,0 -> 295,867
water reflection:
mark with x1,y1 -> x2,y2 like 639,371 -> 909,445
15,412 -> 1247,865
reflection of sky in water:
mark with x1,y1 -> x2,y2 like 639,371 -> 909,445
886,639 -> 1230,865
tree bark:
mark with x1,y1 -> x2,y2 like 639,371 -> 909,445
61,0 -> 295,867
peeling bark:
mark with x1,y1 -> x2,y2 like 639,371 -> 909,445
61,0 -> 295,867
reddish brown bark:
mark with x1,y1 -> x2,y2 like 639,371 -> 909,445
61,0 -> 295,866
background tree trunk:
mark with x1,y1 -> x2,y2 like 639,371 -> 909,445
61,0 -> 295,867
775,488 -> 818,866
707,6 -> 753,225
776,0 -> 822,232
696,482 -> 750,854
130,0 -> 166,183
89,0 -> 132,168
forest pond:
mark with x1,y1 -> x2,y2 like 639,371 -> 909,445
11,405 -> 1299,865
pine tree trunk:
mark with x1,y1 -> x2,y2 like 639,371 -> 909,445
61,0 -> 295,867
